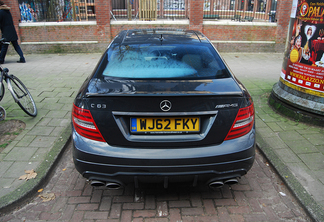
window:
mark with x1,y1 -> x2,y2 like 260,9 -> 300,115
18,0 -> 95,22
100,44 -> 229,79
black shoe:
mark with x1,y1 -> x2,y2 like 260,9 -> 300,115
17,59 -> 26,63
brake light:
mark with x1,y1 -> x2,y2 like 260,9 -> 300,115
72,104 -> 105,142
225,103 -> 254,140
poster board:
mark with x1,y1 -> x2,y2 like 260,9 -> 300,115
281,0 -> 324,97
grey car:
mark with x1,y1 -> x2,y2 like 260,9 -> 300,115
72,29 -> 255,189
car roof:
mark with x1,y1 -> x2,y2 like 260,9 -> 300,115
113,29 -> 210,45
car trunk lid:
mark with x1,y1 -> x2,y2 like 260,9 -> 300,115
76,78 -> 248,147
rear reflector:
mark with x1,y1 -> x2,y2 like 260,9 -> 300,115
225,103 -> 254,140
72,104 -> 105,142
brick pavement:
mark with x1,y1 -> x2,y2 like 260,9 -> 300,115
0,142 -> 311,221
0,53 -> 101,206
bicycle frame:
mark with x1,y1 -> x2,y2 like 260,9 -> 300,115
0,67 -> 4,99
0,67 -> 21,103
0,53 -> 37,117
0,67 -> 5,120
0,66 -> 3,83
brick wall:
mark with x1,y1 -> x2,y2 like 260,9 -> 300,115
275,0 -> 293,46
110,24 -> 190,38
203,25 -> 277,41
19,25 -> 100,42
94,0 -> 111,41
189,0 -> 204,32
4,0 -> 293,53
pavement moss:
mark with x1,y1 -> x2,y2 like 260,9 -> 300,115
0,125 -> 71,214
257,133 -> 324,222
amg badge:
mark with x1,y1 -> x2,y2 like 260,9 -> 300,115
215,103 -> 238,109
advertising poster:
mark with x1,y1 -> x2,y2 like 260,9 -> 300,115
281,0 -> 324,97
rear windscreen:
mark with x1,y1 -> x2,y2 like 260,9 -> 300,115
98,43 -> 230,79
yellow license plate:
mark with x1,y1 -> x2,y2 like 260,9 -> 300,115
131,117 -> 200,133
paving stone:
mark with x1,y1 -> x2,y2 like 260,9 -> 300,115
39,102 -> 65,111
296,127 -> 322,135
0,161 -> 13,177
278,131 -> 303,141
299,153 -> 324,171
47,119 -> 69,127
305,133 -> 324,146
254,127 -> 277,138
262,136 -> 288,149
313,170 -> 324,184
45,110 -> 69,119
28,126 -> 55,136
285,140 -> 319,154
266,122 -> 284,132
3,147 -> 38,161
15,135 -> 36,147
275,148 -> 301,163
0,154 -> 5,161
257,114 -> 279,123
169,200 -> 191,208
2,161 -> 40,178
0,178 -> 15,189
48,127 -> 65,137
255,121 -> 268,130
123,202 -> 144,210
29,136 -> 56,148
145,195 -> 156,210
277,121 -> 306,131
1,140 -> 19,154
133,210 -> 156,218
110,204 -> 122,218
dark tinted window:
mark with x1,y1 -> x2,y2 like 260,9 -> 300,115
98,43 -> 230,79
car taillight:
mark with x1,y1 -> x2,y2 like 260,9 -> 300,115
225,103 -> 254,140
72,104 -> 105,142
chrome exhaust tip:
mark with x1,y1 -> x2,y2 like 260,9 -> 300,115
106,182 -> 122,190
224,178 -> 238,185
208,181 -> 224,189
90,180 -> 106,187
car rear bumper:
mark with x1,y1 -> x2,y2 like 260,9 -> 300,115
72,128 -> 255,186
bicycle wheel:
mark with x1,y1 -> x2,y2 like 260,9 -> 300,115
0,82 -> 4,102
0,106 -> 5,121
8,75 -> 37,117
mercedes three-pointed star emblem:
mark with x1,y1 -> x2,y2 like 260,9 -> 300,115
160,100 -> 172,112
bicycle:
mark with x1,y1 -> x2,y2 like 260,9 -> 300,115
0,41 -> 37,120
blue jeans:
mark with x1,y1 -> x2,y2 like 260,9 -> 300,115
0,40 -> 25,63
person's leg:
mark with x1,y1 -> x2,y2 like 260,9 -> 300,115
11,40 -> 25,63
0,43 -> 9,64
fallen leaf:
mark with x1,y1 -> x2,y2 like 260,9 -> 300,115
19,175 -> 28,180
38,189 -> 44,193
39,193 -> 55,202
19,169 -> 37,180
62,168 -> 66,171
25,170 -> 34,174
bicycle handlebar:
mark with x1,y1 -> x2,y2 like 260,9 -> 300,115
0,38 -> 10,44
0,66 -> 9,73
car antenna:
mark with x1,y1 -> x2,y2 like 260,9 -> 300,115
159,34 -> 164,45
